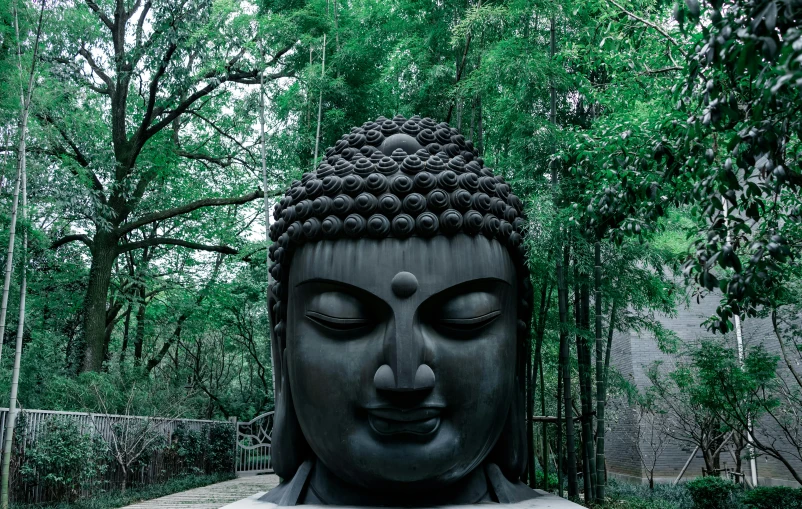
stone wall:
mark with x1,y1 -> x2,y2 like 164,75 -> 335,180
606,294 -> 801,487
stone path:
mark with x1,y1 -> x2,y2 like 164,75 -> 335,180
120,475 -> 280,509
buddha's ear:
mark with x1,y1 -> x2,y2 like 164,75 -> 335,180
272,349 -> 311,479
268,290 -> 282,402
487,376 -> 527,481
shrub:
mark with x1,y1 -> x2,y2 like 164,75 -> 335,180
686,477 -> 740,509
172,423 -> 206,474
532,471 -> 558,491
742,486 -> 802,509
206,423 -> 235,473
606,479 -> 693,509
19,417 -> 108,502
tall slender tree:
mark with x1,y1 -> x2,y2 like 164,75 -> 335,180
42,0 -> 300,371
1,1 -> 43,505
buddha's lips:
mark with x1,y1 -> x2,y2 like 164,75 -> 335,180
366,407 -> 442,436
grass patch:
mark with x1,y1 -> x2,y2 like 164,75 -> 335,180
605,479 -> 696,509
12,472 -> 236,509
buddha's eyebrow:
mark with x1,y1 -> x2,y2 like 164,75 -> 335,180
294,278 -> 384,302
422,277 -> 511,300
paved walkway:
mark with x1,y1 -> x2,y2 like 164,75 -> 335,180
120,475 -> 280,509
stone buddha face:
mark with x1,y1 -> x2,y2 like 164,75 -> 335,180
286,235 -> 517,490
267,115 -> 532,505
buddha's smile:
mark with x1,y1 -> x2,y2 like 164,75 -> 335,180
365,404 -> 443,436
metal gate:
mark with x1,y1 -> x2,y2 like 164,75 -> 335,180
235,411 -> 274,475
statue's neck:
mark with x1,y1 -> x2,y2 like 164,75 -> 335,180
303,458 -> 494,506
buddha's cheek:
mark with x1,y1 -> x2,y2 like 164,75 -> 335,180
434,330 -> 516,466
287,330 -> 380,445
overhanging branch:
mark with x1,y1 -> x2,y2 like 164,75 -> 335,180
51,234 -> 93,250
605,0 -> 688,58
117,237 -> 238,255
117,189 -> 269,236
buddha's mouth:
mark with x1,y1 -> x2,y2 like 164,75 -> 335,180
366,407 -> 442,436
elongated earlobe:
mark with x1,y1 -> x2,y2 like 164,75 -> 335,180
487,378 -> 527,480
272,349 -> 310,478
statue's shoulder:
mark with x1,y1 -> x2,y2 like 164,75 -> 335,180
484,463 -> 541,503
259,460 -> 314,506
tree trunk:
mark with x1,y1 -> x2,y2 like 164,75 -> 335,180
594,242 -> 607,503
525,318 -> 533,486
1,4 -> 42,502
556,356 -> 563,497
558,245 -> 578,498
0,125 -> 28,509
119,304 -> 132,360
81,233 -> 119,372
540,352 -> 548,490
576,275 -> 595,503
475,94 -> 483,155
528,281 -> 549,486
313,33 -> 326,166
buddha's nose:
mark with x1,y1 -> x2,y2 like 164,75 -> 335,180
373,312 -> 435,392
374,363 -> 435,392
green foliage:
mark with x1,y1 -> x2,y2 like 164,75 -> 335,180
534,471 -> 559,492
686,477 -> 740,509
10,472 -> 234,509
742,486 -> 802,509
170,422 -> 234,475
606,479 -> 694,509
206,423 -> 235,474
171,424 -> 205,474
19,418 -> 108,502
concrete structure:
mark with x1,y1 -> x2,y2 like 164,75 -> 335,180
607,293 -> 802,487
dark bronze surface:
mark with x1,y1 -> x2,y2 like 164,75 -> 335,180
263,116 -> 536,506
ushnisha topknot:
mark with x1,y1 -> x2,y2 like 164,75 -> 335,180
267,115 -> 532,346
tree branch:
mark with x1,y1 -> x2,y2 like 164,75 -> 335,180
140,41 -> 295,147
140,40 -> 178,133
605,0 -> 688,57
117,189 -> 266,235
37,113 -> 106,196
51,234 -> 93,250
176,150 -> 233,167
85,0 -> 114,30
638,65 -> 683,75
117,237 -> 238,255
772,309 -> 802,390
78,47 -> 115,91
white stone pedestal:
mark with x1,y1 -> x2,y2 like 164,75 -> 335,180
221,490 -> 585,509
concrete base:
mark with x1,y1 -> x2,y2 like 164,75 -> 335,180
220,490 -> 584,508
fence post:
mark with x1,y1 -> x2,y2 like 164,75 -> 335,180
229,416 -> 237,474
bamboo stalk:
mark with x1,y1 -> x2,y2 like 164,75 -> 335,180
2,4 -> 44,503
594,241 -> 606,502
559,246 -> 578,498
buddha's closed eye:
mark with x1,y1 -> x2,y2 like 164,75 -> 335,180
305,291 -> 377,333
303,286 -> 504,337
431,291 -> 502,336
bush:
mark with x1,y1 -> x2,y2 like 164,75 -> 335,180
19,417 -> 108,502
171,422 -> 234,474
206,423 -> 235,473
172,424 -> 205,474
686,477 -> 740,509
742,486 -> 802,509
606,479 -> 693,509
10,472 -> 236,509
532,471 -> 558,491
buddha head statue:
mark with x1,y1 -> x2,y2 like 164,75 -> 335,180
266,115 -> 533,506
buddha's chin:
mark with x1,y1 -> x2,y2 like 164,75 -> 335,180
318,424 -> 481,487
